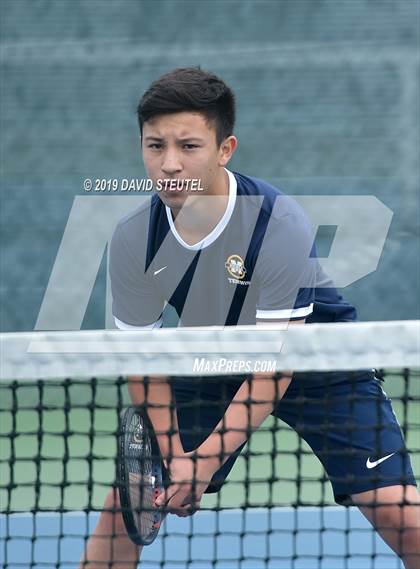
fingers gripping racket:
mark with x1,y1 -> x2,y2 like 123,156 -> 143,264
117,406 -> 169,545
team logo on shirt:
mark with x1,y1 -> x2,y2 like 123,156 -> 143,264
225,255 -> 250,285
225,254 -> 246,279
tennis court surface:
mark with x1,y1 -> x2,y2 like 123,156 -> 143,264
1,321 -> 419,568
2,507 -> 407,568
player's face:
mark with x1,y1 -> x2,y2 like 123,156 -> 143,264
142,112 -> 236,209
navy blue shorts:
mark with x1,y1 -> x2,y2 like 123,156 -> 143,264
172,373 -> 416,505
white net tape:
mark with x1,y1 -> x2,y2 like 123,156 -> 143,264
1,320 -> 419,380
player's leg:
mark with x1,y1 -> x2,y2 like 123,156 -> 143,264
81,376 -> 149,567
274,372 -> 418,567
80,486 -> 142,569
351,485 -> 420,569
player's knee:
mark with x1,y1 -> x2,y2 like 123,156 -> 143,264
399,508 -> 420,558
401,526 -> 420,554
375,506 -> 420,557
394,527 -> 420,569
100,488 -> 127,535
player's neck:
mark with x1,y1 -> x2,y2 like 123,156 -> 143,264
170,169 -> 230,243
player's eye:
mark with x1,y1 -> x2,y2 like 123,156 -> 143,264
183,144 -> 199,150
147,143 -> 163,150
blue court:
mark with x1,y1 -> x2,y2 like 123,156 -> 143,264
1,507 -> 402,569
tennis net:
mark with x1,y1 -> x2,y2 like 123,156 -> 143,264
0,321 -> 419,568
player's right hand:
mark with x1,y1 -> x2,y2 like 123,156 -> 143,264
155,454 -> 218,516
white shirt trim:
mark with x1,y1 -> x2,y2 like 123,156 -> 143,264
256,304 -> 314,320
165,168 -> 237,251
114,316 -> 163,330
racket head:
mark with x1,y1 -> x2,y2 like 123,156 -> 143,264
117,406 -> 168,545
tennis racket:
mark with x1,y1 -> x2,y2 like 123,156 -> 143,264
117,406 -> 168,545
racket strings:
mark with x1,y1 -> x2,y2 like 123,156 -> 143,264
128,418 -> 161,539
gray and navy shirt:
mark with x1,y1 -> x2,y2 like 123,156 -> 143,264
109,170 -> 357,330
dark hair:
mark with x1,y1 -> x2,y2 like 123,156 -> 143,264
137,67 -> 235,146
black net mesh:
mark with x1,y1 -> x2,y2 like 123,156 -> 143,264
1,368 -> 418,568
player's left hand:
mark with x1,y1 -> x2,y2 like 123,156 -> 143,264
155,452 -> 219,516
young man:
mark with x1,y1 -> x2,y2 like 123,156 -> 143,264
81,68 -> 419,569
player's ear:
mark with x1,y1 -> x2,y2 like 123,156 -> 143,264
218,135 -> 237,167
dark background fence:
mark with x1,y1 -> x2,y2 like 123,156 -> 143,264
1,0 -> 419,331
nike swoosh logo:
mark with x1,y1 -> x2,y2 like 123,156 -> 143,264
153,266 -> 167,276
366,452 -> 396,469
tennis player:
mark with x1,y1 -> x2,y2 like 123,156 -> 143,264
81,68 -> 419,569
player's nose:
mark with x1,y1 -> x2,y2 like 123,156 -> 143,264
161,150 -> 182,175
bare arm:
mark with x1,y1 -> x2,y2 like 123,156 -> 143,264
193,319 -> 304,468
128,375 -> 184,463
153,320 -> 306,514
155,319 -> 306,512
193,370 -> 291,469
